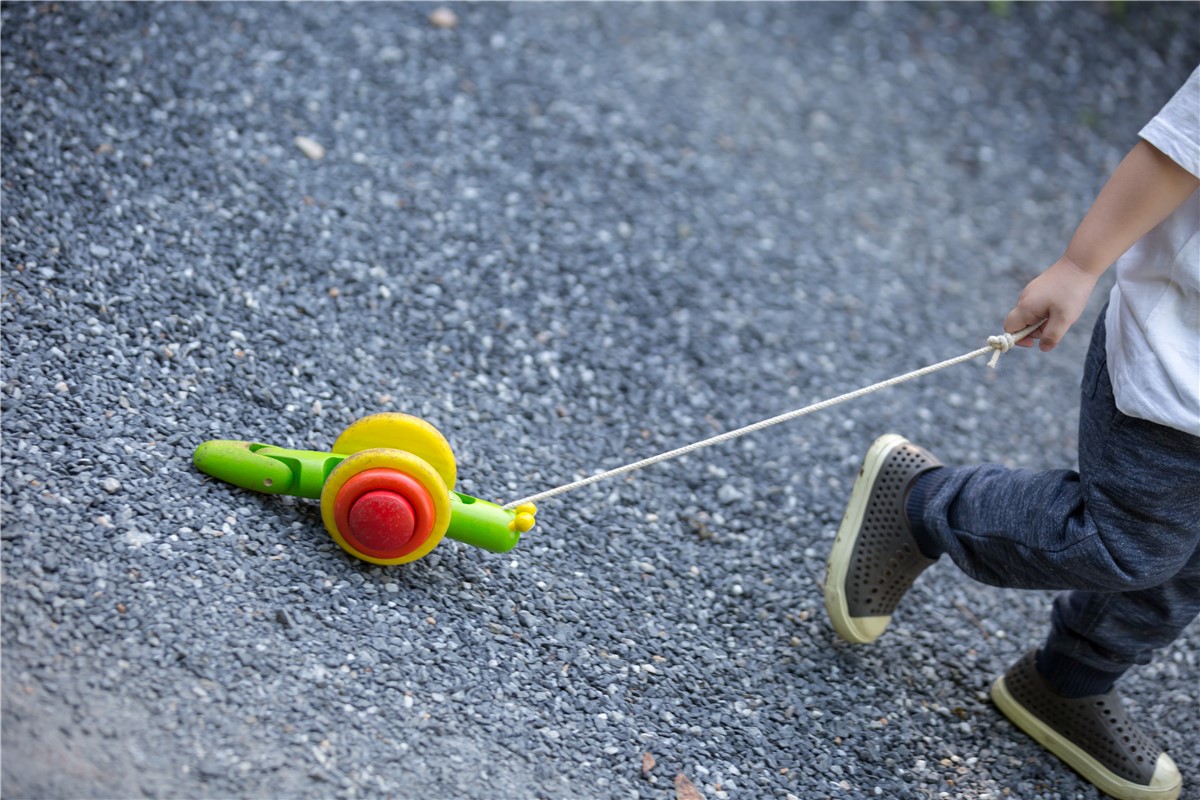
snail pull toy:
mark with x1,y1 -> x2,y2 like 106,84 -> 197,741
193,413 -> 536,565
194,324 -> 1039,567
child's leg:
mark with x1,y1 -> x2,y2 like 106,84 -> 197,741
1042,553 -> 1200,693
824,420 -> 1194,798
918,308 -> 1200,699
825,309 -> 1197,799
914,311 -> 1200,597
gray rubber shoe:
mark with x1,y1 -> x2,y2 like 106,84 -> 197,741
991,651 -> 1182,800
824,434 -> 941,644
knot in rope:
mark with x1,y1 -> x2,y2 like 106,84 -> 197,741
985,321 -> 1044,368
986,332 -> 1017,368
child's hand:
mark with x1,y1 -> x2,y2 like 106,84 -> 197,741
1003,257 -> 1100,351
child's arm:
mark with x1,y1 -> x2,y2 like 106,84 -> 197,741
1006,140 -> 1200,351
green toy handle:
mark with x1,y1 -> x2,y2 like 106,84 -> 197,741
193,440 -> 344,499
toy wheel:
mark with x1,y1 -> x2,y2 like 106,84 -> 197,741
332,413 -> 456,491
320,449 -> 451,565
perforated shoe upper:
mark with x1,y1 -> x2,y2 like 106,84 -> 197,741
1002,651 -> 1165,785
844,442 -> 941,617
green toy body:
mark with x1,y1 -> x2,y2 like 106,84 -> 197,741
193,414 -> 535,564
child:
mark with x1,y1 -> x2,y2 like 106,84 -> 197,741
824,66 -> 1199,800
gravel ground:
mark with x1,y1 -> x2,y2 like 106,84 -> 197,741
3,3 -> 1198,799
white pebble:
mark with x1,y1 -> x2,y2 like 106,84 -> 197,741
294,135 -> 325,160
429,7 -> 458,28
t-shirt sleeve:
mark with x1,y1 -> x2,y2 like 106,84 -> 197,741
1140,65 -> 1200,179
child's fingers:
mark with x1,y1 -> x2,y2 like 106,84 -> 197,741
1038,316 -> 1070,351
1002,303 -> 1052,348
1014,320 -> 1043,347
1002,256 -> 1097,353
1003,306 -> 1045,343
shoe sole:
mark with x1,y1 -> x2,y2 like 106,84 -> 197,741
824,433 -> 907,644
991,674 -> 1182,800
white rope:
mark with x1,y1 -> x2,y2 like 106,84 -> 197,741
503,322 -> 1041,509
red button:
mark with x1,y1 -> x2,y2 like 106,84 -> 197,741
347,490 -> 416,553
333,468 -> 436,560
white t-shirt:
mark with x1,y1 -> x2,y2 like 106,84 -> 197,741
1106,65 -> 1200,437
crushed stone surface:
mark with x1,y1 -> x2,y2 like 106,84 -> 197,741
3,3 -> 1197,798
